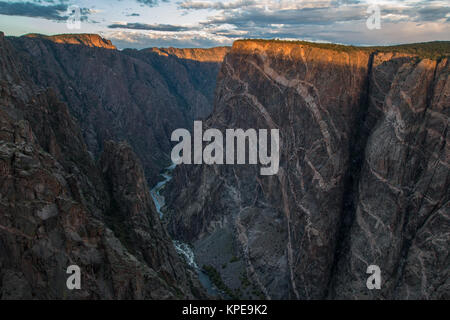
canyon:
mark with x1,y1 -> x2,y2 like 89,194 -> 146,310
8,33 -> 229,183
0,32 -> 226,299
0,32 -> 448,300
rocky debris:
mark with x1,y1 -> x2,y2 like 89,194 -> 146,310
0,34 -> 206,299
167,40 -> 450,299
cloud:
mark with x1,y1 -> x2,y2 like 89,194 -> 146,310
179,0 -> 362,11
4,0 -> 447,48
0,1 -> 95,22
104,0 -> 449,49
415,5 -> 450,22
136,0 -> 169,7
106,30 -> 233,49
180,0 -> 450,26
177,0 -> 450,45
203,6 -> 366,27
108,22 -> 196,32
179,0 -> 256,10
0,1 -> 68,20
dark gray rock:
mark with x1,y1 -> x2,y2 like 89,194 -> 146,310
167,40 -> 450,300
0,32 -> 206,299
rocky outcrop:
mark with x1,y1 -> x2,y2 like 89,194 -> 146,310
0,32 -> 205,299
25,33 -> 117,50
166,40 -> 449,299
8,34 -> 225,183
149,47 -> 230,62
100,141 -> 204,297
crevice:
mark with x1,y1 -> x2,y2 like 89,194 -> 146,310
325,51 -> 377,298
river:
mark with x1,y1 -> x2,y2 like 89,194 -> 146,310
149,163 -> 219,297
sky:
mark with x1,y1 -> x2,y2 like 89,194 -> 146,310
0,0 -> 449,49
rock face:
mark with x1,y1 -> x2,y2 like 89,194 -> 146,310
25,33 -> 117,50
167,40 -> 449,299
149,47 -> 230,62
0,31 -> 205,299
331,52 -> 450,299
8,34 -> 227,183
1,28 -> 448,300
100,141 -> 203,297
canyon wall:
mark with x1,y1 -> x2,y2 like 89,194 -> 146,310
167,40 -> 449,299
8,34 -> 228,183
0,32 -> 206,299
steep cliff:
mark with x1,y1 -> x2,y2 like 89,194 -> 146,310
7,34 -> 226,183
149,47 -> 230,62
166,40 -> 449,299
25,33 -> 117,50
331,51 -> 449,299
0,31 -> 205,299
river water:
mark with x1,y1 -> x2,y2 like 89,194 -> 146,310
149,163 -> 219,296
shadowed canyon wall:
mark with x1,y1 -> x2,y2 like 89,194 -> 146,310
8,33 -> 229,183
0,32 -> 215,299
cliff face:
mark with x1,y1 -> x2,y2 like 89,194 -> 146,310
0,32 -> 205,299
167,40 -> 449,299
7,34 -> 225,183
124,46 -> 228,120
148,47 -> 230,63
331,52 -> 449,299
25,33 -> 117,50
